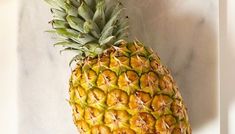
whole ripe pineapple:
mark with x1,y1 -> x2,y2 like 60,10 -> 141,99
45,0 -> 191,133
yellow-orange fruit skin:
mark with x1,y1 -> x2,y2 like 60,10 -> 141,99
69,42 -> 191,134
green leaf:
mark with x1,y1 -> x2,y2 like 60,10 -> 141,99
53,41 -> 83,49
66,0 -> 80,7
87,43 -> 101,51
45,0 -> 130,60
75,33 -> 96,45
55,28 -> 79,38
110,2 -> 123,18
102,5 -> 123,34
84,0 -> 96,11
83,20 -> 100,38
105,4 -> 114,19
99,26 -> 114,42
64,2 -> 78,16
66,15 -> 84,32
51,8 -> 66,20
93,0 -> 106,29
60,47 -> 81,54
78,2 -> 94,21
51,20 -> 69,29
114,39 -> 126,45
114,26 -> 129,36
93,47 -> 103,54
69,54 -> 84,66
117,32 -> 128,40
45,30 -> 57,33
113,17 -> 128,34
100,36 -> 115,46
55,28 -> 95,44
44,0 -> 66,9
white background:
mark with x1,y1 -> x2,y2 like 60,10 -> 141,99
220,0 -> 235,134
0,0 -> 18,134
0,0 -> 234,134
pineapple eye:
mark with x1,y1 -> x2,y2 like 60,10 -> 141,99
118,71 -> 139,95
104,110 -> 130,131
76,120 -> 90,134
140,71 -> 159,96
113,128 -> 135,134
87,88 -> 106,110
130,55 -> 150,74
151,95 -> 173,118
130,113 -> 155,133
80,69 -> 97,90
159,75 -> 175,96
129,91 -> 152,113
171,100 -> 186,120
155,115 -> 177,133
71,104 -> 84,121
106,89 -> 128,110
84,107 -> 104,126
97,69 -> 117,93
91,125 -> 111,134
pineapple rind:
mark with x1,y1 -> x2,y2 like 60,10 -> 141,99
69,42 -> 191,134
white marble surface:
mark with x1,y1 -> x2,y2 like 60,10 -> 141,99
18,0 -> 219,134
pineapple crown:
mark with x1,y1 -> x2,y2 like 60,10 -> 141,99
45,0 -> 129,64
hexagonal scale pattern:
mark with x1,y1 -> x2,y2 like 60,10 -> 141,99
69,42 -> 191,134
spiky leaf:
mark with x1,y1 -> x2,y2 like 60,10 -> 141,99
45,0 -> 129,63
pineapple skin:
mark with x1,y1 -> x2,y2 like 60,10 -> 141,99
69,41 -> 191,134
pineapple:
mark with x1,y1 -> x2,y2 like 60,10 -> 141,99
45,0 -> 191,133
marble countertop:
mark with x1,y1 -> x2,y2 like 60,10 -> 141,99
17,0 -> 219,134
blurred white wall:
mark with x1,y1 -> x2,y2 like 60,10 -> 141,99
220,0 -> 235,134
227,0 -> 235,133
0,0 -> 18,134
